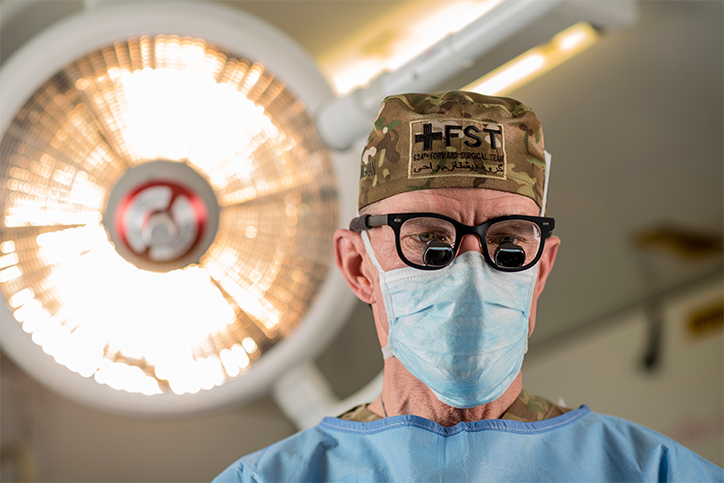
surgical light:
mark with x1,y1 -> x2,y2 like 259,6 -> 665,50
0,33 -> 337,396
0,2 -> 357,416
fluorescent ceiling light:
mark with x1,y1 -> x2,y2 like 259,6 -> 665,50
320,0 -> 505,95
466,22 -> 599,96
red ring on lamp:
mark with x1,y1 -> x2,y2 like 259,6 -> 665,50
114,180 -> 208,264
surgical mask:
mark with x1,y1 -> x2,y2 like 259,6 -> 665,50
362,231 -> 538,409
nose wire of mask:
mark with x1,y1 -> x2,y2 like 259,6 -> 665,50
361,230 -> 538,409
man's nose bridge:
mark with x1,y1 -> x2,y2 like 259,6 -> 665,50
457,233 -> 484,254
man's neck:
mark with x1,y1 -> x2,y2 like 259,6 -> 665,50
367,357 -> 522,427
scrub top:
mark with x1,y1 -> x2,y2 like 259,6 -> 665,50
214,406 -> 723,482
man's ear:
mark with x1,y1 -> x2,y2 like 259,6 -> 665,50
334,229 -> 376,304
534,235 -> 560,300
528,235 -> 560,337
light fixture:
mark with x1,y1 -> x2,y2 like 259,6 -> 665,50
465,22 -> 599,96
0,2 -> 358,416
319,0 -> 505,95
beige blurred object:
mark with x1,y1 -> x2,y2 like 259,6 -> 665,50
633,225 -> 724,260
0,443 -> 38,483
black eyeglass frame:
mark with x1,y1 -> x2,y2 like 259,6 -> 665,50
350,212 -> 555,272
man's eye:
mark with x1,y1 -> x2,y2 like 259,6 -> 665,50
414,232 -> 449,243
414,232 -> 435,243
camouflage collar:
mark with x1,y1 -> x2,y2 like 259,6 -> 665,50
500,388 -> 571,422
338,389 -> 570,423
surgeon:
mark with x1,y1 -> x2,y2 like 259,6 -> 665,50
214,91 -> 723,482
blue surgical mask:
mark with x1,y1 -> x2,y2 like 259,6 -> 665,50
362,231 -> 538,409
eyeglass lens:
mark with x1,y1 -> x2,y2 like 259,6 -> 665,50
399,217 -> 542,268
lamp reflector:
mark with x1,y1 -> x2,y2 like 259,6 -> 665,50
0,35 -> 338,397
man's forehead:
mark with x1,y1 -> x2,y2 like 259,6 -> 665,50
376,188 -> 540,221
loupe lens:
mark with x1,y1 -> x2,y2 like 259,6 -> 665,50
494,241 -> 526,268
423,240 -> 454,267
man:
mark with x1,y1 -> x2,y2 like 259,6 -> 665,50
215,91 -> 723,482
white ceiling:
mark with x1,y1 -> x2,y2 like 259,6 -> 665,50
0,0 -> 722,350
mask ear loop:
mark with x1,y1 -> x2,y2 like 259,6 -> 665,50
361,231 -> 396,360
361,231 -> 384,273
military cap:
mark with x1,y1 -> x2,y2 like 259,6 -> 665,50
359,91 -> 547,210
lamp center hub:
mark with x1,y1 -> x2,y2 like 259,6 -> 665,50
104,161 -> 220,272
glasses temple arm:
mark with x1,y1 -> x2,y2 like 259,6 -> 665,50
349,214 -> 389,231
366,215 -> 388,227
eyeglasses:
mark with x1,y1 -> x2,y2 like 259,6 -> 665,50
350,213 -> 555,272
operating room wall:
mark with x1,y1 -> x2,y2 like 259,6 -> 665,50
524,279 -> 723,466
1,1 -> 722,482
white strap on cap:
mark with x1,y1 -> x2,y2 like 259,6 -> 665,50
541,150 -> 552,216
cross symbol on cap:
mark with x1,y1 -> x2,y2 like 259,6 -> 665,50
414,123 -> 443,151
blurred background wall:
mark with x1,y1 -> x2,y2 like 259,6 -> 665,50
0,1 -> 721,481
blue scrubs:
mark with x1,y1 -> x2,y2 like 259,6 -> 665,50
214,406 -> 723,482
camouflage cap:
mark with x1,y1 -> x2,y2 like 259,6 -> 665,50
359,91 -> 547,210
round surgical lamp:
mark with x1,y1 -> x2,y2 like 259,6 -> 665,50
0,2 -> 358,416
